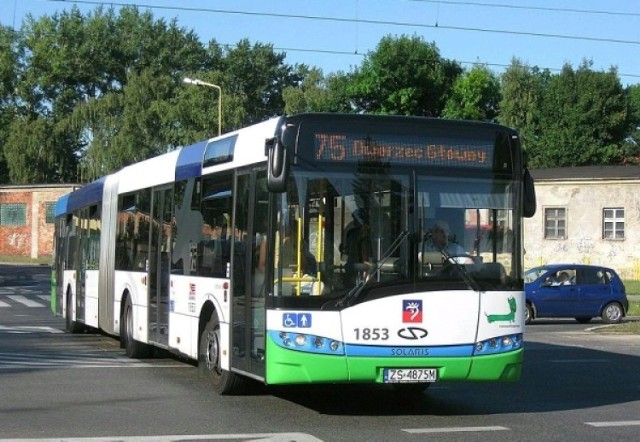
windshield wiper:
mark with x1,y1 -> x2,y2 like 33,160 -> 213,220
338,230 -> 409,308
439,245 -> 482,292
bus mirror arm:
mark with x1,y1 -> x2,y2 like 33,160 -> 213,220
523,168 -> 536,218
266,136 -> 289,192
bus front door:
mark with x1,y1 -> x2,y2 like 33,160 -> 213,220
231,170 -> 267,379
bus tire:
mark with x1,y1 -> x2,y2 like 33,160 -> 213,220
122,296 -> 151,359
199,313 -> 244,395
65,288 -> 83,334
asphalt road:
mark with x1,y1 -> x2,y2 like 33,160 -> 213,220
1,265 -> 639,442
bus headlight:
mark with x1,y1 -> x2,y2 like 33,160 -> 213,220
474,333 -> 523,355
269,331 -> 345,355
295,334 -> 307,346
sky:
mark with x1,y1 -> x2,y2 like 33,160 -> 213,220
2,0 -> 639,86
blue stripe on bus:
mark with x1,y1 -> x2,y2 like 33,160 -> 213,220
65,177 -> 105,213
176,140 -> 207,181
54,193 -> 70,218
344,343 -> 474,357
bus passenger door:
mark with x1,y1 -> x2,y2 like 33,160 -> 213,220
75,208 -> 88,323
149,186 -> 173,346
231,170 -> 268,378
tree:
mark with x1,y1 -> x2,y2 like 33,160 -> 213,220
219,39 -> 301,126
443,64 -> 501,121
500,60 -> 629,168
348,35 -> 462,116
625,84 -> 640,162
3,6 -> 210,183
4,116 -> 76,183
283,67 -> 353,114
0,25 -> 21,182
498,59 -> 548,165
533,62 -> 628,167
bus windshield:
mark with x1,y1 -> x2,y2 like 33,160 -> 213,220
271,166 -> 518,306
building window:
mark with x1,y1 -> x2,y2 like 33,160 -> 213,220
45,202 -> 56,224
0,203 -> 27,226
544,207 -> 566,239
603,208 -> 624,240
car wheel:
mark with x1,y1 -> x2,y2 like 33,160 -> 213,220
525,303 -> 533,324
601,302 -> 623,324
575,317 -> 592,324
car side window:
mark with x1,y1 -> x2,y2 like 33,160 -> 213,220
580,268 -> 605,285
540,269 -> 574,286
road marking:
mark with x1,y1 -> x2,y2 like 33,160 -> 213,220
0,325 -> 64,334
7,295 -> 45,307
37,294 -> 51,302
0,433 -> 323,441
403,426 -> 510,434
0,352 -> 187,369
586,420 -> 640,427
0,299 -> 9,307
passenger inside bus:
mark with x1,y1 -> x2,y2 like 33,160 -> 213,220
340,208 -> 372,286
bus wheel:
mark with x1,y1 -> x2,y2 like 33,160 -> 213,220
199,313 -> 244,395
65,289 -> 83,334
122,296 -> 151,359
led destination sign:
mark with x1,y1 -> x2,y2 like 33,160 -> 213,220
314,133 -> 494,168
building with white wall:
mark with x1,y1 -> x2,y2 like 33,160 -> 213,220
524,166 -> 640,280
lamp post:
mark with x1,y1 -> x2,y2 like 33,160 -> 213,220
183,77 -> 222,137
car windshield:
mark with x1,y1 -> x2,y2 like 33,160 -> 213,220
525,267 -> 549,284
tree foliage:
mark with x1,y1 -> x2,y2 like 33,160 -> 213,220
624,84 -> 640,162
0,8 -> 638,184
501,60 -> 630,167
283,67 -> 352,114
443,65 -> 501,121
348,35 -> 462,116
0,6 -> 300,183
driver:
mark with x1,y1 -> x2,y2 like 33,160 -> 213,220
423,219 -> 466,258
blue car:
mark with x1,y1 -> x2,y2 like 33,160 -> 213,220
524,264 -> 628,324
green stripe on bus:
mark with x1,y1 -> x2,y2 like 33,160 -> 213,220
265,336 -> 523,385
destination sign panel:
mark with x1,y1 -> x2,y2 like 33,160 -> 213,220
314,133 -> 494,168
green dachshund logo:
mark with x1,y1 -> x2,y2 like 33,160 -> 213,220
485,296 -> 517,323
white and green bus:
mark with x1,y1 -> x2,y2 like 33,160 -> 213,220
52,113 -> 536,394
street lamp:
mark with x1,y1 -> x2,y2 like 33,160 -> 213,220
183,77 -> 222,137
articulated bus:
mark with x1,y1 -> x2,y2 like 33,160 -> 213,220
52,113 -> 536,394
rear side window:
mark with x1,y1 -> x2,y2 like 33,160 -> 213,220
580,268 -> 607,285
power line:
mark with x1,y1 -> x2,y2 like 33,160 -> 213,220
406,0 -> 640,18
273,45 -> 640,80
35,0 -> 640,81
46,0 -> 640,46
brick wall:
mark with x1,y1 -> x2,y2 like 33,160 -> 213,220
0,185 -> 78,259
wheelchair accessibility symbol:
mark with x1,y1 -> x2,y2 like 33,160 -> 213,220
282,313 -> 312,328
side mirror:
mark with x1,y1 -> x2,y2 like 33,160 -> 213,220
523,168 -> 536,218
266,136 -> 289,192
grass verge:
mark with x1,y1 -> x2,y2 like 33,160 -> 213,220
593,300 -> 640,335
